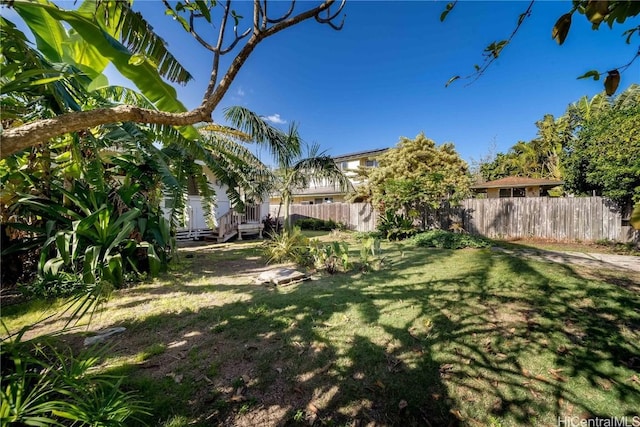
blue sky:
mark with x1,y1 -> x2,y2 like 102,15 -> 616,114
5,1 -> 640,165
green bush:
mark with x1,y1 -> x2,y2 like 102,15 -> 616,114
308,240 -> 350,274
412,230 -> 493,249
263,227 -> 310,265
295,218 -> 345,231
377,211 -> 419,241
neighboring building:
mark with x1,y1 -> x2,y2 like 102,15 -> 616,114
163,166 -> 268,242
269,148 -> 389,206
470,177 -> 564,198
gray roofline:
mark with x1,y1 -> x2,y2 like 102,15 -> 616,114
332,148 -> 389,162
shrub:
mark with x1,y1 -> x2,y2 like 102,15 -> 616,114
295,218 -> 346,231
412,230 -> 493,249
377,211 -> 419,241
263,227 -> 310,265
308,240 -> 350,274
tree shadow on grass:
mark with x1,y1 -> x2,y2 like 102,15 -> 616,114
47,244 -> 640,426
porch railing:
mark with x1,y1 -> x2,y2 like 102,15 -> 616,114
241,204 -> 261,223
217,209 -> 239,240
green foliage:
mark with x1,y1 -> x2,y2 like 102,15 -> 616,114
295,218 -> 345,231
1,325 -> 150,426
358,236 -> 385,272
450,0 -> 640,95
411,230 -> 493,249
355,133 -> 471,229
562,84 -> 640,206
480,114 -> 570,182
308,240 -> 350,274
377,210 -> 419,241
12,0 -> 199,141
263,227 -> 310,265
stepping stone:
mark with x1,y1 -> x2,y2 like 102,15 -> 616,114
255,268 -> 307,286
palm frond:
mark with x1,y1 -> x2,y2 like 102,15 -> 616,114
223,106 -> 299,162
291,145 -> 352,193
95,1 -> 193,84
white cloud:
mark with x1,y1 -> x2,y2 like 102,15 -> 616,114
236,87 -> 245,97
265,114 -> 286,124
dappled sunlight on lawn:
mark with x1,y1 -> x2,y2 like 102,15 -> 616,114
4,239 -> 639,426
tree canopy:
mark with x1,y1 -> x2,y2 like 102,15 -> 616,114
477,84 -> 640,207
354,133 -> 471,226
563,84 -> 640,206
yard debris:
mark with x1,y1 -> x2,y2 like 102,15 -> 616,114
398,399 -> 408,410
83,326 -> 126,346
548,368 -> 567,382
439,363 -> 454,378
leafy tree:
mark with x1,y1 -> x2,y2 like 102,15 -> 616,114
562,84 -> 640,206
480,114 -> 571,181
1,0 -> 346,156
355,133 -> 471,229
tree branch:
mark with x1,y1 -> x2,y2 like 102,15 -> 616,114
1,0 -> 345,158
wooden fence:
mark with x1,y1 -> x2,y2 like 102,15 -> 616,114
273,197 -> 637,243
269,203 -> 377,232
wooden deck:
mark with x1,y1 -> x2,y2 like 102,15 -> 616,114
176,205 -> 264,243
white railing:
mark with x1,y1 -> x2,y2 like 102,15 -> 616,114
241,204 -> 261,223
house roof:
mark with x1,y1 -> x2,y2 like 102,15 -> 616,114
471,177 -> 564,190
332,148 -> 389,162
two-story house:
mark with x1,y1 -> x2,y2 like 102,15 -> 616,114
269,148 -> 388,207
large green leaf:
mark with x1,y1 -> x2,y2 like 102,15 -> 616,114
12,0 -> 199,141
12,0 -> 65,62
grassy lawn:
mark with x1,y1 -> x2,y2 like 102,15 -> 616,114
3,236 -> 640,426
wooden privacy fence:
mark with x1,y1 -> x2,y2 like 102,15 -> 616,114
457,197 -> 633,242
273,197 -> 636,242
269,203 -> 378,232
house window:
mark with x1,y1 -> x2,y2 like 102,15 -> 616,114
187,176 -> 199,195
314,198 -> 324,205
365,160 -> 378,167
324,197 -> 333,203
340,161 -> 349,170
513,188 -> 525,197
499,188 -> 511,198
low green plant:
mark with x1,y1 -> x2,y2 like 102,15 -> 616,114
411,229 -> 492,249
263,227 -> 310,264
292,409 -> 305,423
358,236 -> 385,272
308,240 -> 350,274
1,324 -> 150,426
377,210 -> 418,241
